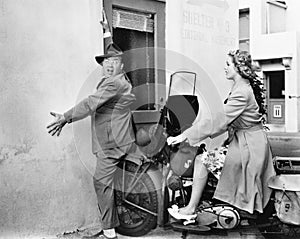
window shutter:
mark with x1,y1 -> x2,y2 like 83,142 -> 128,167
112,8 -> 154,33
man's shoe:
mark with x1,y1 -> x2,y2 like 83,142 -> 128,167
81,230 -> 103,239
98,234 -> 118,239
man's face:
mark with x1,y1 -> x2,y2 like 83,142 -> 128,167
102,56 -> 123,77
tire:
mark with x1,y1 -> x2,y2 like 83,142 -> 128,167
114,161 -> 158,237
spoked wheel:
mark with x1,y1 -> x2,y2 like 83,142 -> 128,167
114,161 -> 158,237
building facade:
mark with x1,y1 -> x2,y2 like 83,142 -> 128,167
0,0 -> 240,237
239,0 -> 300,133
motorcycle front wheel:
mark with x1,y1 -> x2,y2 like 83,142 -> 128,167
114,161 -> 158,237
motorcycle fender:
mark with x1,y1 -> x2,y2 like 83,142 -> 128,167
124,157 -> 164,225
124,157 -> 163,192
146,164 -> 163,191
146,164 -> 165,226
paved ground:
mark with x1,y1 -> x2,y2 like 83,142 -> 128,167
5,223 -> 300,239
117,226 -> 264,239
50,222 -> 300,239
37,225 -> 265,239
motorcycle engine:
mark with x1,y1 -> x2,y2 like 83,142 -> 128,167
196,205 -> 240,229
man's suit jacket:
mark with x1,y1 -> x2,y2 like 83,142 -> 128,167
64,73 -> 136,153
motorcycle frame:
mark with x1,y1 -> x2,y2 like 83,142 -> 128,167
118,157 -> 164,218
117,71 -> 199,228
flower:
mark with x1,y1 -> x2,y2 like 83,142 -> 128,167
199,146 -> 228,180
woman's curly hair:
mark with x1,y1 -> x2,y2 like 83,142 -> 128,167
228,50 -> 266,116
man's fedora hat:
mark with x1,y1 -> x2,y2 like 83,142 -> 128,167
95,43 -> 123,64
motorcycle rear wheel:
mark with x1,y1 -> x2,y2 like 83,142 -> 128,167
114,161 -> 158,237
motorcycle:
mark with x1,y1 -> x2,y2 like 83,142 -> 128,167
113,71 -> 300,238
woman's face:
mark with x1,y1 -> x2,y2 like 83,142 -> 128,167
224,56 -> 238,80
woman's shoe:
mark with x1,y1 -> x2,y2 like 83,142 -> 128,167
167,205 -> 197,220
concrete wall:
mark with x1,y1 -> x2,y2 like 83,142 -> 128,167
298,31 -> 300,131
0,0 -> 105,237
166,0 -> 239,149
166,0 -> 239,97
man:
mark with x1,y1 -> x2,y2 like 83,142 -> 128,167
47,43 -> 136,239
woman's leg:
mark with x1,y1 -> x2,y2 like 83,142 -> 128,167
179,156 -> 208,215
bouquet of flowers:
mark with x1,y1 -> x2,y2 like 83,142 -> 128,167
198,146 -> 228,180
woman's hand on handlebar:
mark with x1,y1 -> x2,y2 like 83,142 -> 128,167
167,134 -> 187,145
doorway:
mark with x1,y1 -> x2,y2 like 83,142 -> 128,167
112,8 -> 155,110
103,0 -> 165,111
264,70 -> 285,124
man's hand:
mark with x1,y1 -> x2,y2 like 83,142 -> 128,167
100,10 -> 110,32
47,112 -> 67,136
167,134 -> 187,145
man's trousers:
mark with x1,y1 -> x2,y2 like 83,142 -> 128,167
93,143 -> 136,229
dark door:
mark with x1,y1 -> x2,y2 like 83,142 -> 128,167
104,0 -> 165,111
264,70 -> 285,124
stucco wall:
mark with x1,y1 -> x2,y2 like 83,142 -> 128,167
297,31 -> 300,132
166,0 -> 239,149
0,0 -> 104,237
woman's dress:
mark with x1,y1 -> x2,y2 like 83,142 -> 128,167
183,80 -> 275,213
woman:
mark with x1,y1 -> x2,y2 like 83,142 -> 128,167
167,50 -> 275,216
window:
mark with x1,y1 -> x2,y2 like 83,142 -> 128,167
239,9 -> 249,52
266,0 -> 287,34
267,71 -> 285,99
